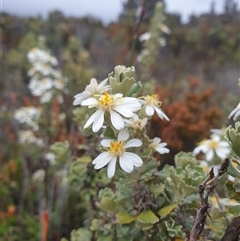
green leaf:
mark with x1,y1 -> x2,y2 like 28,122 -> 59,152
226,122 -> 240,157
96,197 -> 115,212
135,220 -> 154,231
50,141 -> 70,163
109,77 -> 136,96
225,180 -> 240,199
174,152 -> 198,169
127,81 -> 142,97
116,211 -> 136,224
76,156 -> 92,164
167,168 -> 197,202
140,159 -> 158,175
71,161 -> 88,177
97,234 -> 113,241
116,226 -> 130,237
103,126 -> 116,139
149,183 -> 165,197
227,160 -> 240,179
226,205 -> 240,217
158,203 -> 177,218
137,210 -> 159,224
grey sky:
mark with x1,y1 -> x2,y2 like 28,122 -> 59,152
2,0 -> 228,24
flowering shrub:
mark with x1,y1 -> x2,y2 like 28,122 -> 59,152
66,66 -> 240,241
27,47 -> 68,103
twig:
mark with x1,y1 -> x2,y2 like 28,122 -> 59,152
188,158 -> 229,241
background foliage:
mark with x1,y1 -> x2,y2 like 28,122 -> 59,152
1,0 -> 239,240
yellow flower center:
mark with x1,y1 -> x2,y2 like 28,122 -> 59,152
98,91 -> 114,110
145,94 -> 162,107
209,140 -> 218,149
108,141 -> 124,156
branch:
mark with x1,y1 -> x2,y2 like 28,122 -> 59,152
188,158 -> 229,241
221,216 -> 240,241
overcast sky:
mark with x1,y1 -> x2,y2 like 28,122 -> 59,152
2,0 -> 229,24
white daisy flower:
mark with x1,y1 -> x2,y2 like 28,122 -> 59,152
149,137 -> 169,154
124,114 -> 147,130
81,91 -> 142,132
193,135 -> 230,161
139,94 -> 169,121
228,102 -> 240,120
92,129 -> 143,178
73,78 -> 110,106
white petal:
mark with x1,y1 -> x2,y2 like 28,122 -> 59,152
84,109 -> 103,129
118,129 -> 129,141
119,155 -> 134,173
132,114 -> 139,120
216,148 -> 230,159
123,152 -> 143,167
114,106 -> 133,117
98,78 -> 109,89
155,146 -> 169,154
153,137 -> 161,144
73,93 -> 89,105
124,139 -> 142,148
145,105 -> 154,116
110,111 -> 125,130
107,157 -> 117,178
158,142 -> 167,148
212,135 -> 220,142
206,150 -> 214,161
155,106 -> 169,121
193,145 -> 203,155
90,78 -> 98,86
93,152 -> 112,168
218,141 -> 230,148
228,103 -> 240,119
92,111 -> 104,132
101,139 -> 111,147
81,98 -> 98,106
120,99 -> 141,112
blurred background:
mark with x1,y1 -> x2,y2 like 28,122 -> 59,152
1,0 -> 240,240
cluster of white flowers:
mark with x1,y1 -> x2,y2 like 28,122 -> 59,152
19,130 -> 44,147
73,75 -> 169,178
27,47 -> 68,103
193,130 -> 230,161
14,106 -> 41,131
